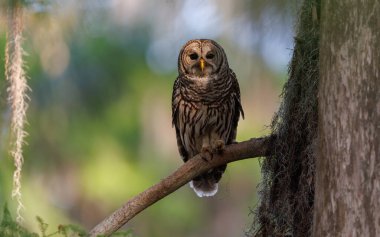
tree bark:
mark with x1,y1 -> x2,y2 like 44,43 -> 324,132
314,1 -> 380,236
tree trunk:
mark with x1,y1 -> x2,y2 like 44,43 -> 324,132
314,0 -> 380,236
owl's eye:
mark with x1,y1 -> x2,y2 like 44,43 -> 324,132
189,53 -> 198,60
206,53 -> 215,59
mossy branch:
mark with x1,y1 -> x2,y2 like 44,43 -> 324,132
89,136 -> 273,237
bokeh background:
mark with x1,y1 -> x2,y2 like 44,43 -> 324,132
0,1 -> 297,236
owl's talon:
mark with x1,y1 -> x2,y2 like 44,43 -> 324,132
201,146 -> 213,162
212,140 -> 225,154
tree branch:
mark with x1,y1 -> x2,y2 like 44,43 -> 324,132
89,136 -> 273,236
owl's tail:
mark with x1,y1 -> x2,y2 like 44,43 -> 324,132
189,165 -> 227,197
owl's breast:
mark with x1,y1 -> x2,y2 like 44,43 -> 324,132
179,76 -> 231,105
177,98 -> 234,156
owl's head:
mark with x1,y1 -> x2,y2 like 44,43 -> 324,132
178,39 -> 228,77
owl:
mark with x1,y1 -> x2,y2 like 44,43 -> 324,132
172,39 -> 244,197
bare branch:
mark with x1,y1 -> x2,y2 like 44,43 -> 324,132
89,136 -> 273,236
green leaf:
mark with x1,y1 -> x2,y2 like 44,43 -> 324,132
0,204 -> 39,237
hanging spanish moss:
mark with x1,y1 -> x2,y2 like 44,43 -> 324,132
249,0 -> 320,236
5,0 -> 29,223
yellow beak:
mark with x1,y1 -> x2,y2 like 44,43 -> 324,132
200,58 -> 205,72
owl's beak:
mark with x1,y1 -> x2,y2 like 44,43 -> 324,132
199,58 -> 205,72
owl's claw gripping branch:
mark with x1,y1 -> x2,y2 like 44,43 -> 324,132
201,146 -> 213,162
200,139 -> 225,163
212,139 -> 225,154
89,135 -> 274,237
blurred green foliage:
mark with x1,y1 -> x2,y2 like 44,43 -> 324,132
0,205 -> 38,237
0,205 -> 134,237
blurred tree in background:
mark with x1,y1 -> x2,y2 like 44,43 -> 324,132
0,1 -> 296,236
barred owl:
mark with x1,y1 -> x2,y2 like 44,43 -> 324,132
172,39 -> 244,197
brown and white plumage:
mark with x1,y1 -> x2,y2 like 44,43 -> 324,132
172,39 -> 244,197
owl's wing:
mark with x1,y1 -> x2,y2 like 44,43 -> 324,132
232,71 -> 244,119
172,78 -> 181,126
172,77 -> 189,162
228,70 -> 244,144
